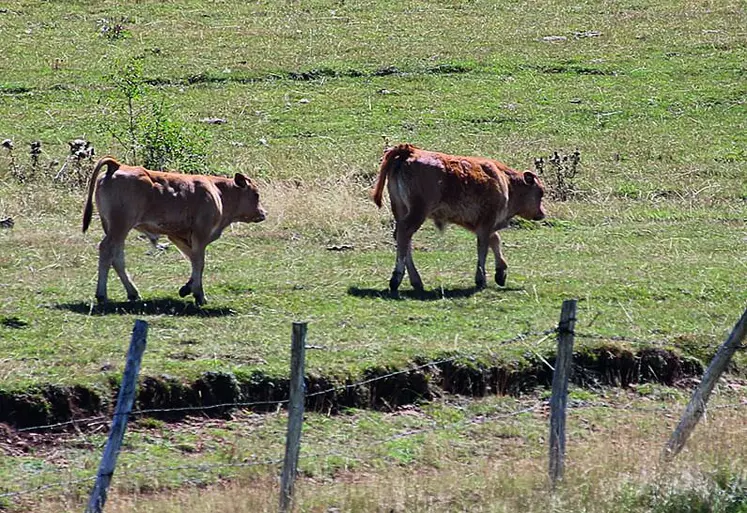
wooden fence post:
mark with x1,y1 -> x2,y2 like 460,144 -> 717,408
279,322 -> 308,513
663,307 -> 747,460
85,320 -> 148,513
549,299 -> 577,487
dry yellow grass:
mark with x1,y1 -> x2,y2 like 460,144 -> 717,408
28,399 -> 746,513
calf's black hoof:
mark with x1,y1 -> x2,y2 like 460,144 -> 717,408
495,269 -> 507,287
179,284 -> 192,297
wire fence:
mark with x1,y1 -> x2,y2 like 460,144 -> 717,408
3,396 -> 746,502
13,328 -> 559,434
5,325 -> 737,436
12,325 -> 726,436
2,319 -> 744,508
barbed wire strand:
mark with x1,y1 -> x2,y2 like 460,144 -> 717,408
0,402 -> 541,500
0,476 -> 95,500
3,399 -> 746,501
11,329 -> 556,433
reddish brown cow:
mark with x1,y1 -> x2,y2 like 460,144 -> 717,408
371,144 -> 547,295
82,157 -> 267,305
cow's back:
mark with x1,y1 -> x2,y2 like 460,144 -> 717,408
390,148 -> 510,231
95,167 -> 223,238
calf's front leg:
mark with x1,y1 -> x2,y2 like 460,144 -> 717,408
167,235 -> 197,299
474,230 -> 491,289
489,231 -> 508,286
187,244 -> 208,306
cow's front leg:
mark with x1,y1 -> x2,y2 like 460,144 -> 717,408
489,231 -> 508,287
167,235 -> 195,299
188,245 -> 208,306
474,230 -> 491,289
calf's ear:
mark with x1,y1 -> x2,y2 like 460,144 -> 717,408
523,171 -> 538,185
234,173 -> 250,188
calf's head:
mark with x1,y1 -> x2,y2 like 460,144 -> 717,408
233,173 -> 267,223
515,171 -> 547,221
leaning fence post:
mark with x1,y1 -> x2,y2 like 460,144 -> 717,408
549,299 -> 577,487
279,321 -> 308,513
663,307 -> 747,460
85,320 -> 148,513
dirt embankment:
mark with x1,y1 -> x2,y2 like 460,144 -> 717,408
0,346 -> 703,430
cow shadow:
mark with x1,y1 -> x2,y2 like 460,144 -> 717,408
53,297 -> 235,317
347,285 -> 522,301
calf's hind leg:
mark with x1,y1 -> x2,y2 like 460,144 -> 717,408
112,243 -> 140,301
96,232 -> 138,302
390,202 -> 426,296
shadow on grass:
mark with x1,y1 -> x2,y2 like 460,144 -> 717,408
53,297 -> 236,317
1,316 -> 29,329
347,285 -> 523,301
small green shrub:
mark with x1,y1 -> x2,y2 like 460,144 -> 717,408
100,56 -> 211,173
139,101 -> 210,173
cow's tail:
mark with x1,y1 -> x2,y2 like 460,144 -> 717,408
82,157 -> 120,233
371,144 -> 414,208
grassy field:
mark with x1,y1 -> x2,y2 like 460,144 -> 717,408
3,389 -> 746,512
0,0 -> 746,510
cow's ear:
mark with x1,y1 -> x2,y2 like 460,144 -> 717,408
234,173 -> 249,188
523,171 -> 537,185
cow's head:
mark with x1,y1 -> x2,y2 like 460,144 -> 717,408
516,171 -> 547,221
234,173 -> 267,223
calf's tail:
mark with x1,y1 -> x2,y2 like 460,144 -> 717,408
82,157 -> 120,233
371,144 -> 414,208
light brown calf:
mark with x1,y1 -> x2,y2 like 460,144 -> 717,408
371,144 -> 547,295
82,157 -> 266,305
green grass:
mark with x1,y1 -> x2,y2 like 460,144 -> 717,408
1,0 -> 745,391
0,0 -> 746,508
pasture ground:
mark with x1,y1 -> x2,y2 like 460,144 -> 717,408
0,0 -> 745,510
2,388 -> 746,512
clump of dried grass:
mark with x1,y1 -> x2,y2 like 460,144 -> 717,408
258,172 -> 391,246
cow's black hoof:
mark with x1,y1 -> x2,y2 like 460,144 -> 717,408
179,284 -> 192,297
95,295 -> 107,304
495,269 -> 507,287
389,288 -> 400,299
475,276 -> 487,290
127,293 -> 140,302
389,275 -> 403,294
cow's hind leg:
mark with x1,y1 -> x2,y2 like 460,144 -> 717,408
489,231 -> 508,287
112,243 -> 140,301
95,234 -> 114,303
390,203 -> 426,296
96,232 -> 138,302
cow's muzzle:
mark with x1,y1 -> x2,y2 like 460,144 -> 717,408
253,209 -> 268,223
